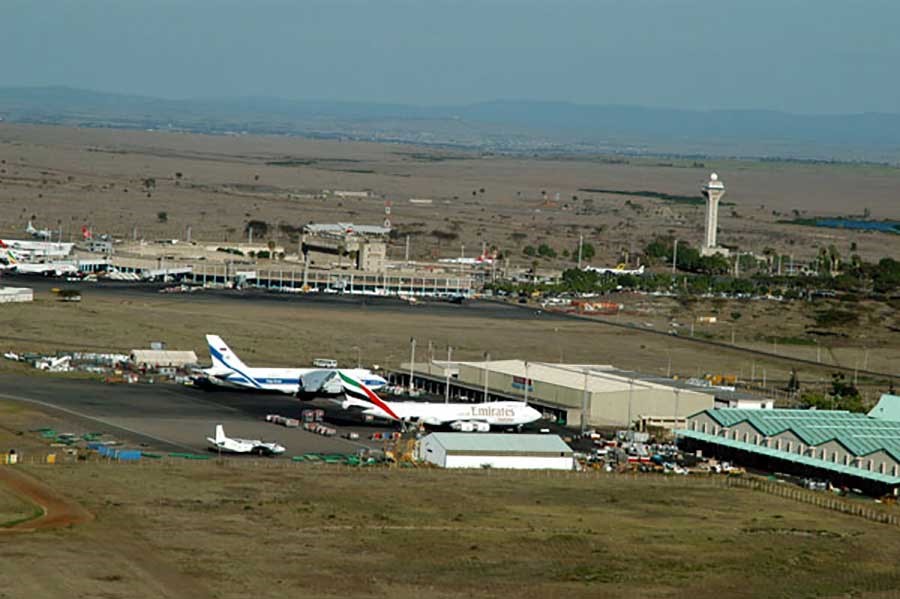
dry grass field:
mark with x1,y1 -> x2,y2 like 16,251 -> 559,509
2,459 -> 900,599
1,123 -> 899,269
0,485 -> 33,526
0,284 -> 890,399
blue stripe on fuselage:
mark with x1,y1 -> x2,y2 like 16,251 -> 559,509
209,345 -> 263,389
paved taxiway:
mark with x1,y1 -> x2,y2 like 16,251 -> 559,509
0,374 -> 395,456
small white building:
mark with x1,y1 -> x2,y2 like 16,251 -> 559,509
0,287 -> 33,303
130,350 -> 198,368
417,433 -> 574,470
714,397 -> 774,410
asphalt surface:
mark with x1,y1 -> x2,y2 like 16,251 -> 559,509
3,274 -> 561,321
0,374 -> 396,456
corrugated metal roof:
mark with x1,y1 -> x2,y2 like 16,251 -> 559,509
677,429 -> 900,484
458,360 -> 712,397
690,406 -> 900,462
129,350 -> 198,364
868,394 -> 900,422
426,433 -> 572,454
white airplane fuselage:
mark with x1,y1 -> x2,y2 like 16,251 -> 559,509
203,334 -> 387,395
206,365 -> 385,395
206,425 -> 285,455
341,396 -> 542,430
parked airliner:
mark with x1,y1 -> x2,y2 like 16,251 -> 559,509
202,335 -> 387,396
337,372 -> 542,431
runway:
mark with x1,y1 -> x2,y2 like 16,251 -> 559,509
6,274 -> 561,321
0,374 -> 395,456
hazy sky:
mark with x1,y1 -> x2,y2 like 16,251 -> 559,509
3,0 -> 898,113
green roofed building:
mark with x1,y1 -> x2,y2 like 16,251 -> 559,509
676,394 -> 900,496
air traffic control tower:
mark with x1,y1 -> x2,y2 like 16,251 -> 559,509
701,172 -> 728,256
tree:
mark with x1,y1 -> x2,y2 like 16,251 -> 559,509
523,245 -> 536,257
157,211 -> 168,223
245,220 -> 269,238
537,244 -> 556,258
573,242 -> 595,262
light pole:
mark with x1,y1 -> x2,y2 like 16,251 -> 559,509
672,239 -> 678,274
580,369 -> 590,434
408,338 -> 416,394
445,346 -> 452,404
482,352 -> 491,403
523,361 -> 530,404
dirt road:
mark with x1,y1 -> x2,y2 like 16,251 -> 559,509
0,466 -> 92,531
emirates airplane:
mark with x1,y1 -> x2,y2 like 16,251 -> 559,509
337,372 -> 542,432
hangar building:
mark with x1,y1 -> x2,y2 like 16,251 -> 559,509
397,360 -> 717,429
677,394 -> 900,496
417,433 -> 574,470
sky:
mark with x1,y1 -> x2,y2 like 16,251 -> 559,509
2,0 -> 898,114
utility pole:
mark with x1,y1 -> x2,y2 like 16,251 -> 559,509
627,378 -> 634,431
577,233 -> 584,269
404,235 -> 410,265
408,338 -> 416,394
482,352 -> 491,403
672,239 -> 678,274
445,346 -> 452,404
674,388 -> 681,429
581,369 -> 590,434
523,361 -> 530,404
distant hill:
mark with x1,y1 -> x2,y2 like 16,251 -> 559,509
1,86 -> 898,162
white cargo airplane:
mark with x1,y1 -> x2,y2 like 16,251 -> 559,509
337,372 -> 542,432
206,425 -> 285,456
26,220 -> 53,240
203,335 -> 388,396
584,264 -> 646,276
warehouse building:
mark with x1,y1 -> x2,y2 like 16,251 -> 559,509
677,395 -> 900,496
396,360 -> 716,429
417,433 -> 574,470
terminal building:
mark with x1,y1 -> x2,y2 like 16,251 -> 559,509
677,394 -> 900,496
301,223 -> 388,272
393,360 -> 742,430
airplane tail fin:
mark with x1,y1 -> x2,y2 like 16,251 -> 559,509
338,371 -> 400,420
215,424 -> 226,443
206,335 -> 249,372
0,241 -> 19,265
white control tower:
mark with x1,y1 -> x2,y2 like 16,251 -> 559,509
701,172 -> 727,256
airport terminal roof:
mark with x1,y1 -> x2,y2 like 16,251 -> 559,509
689,400 -> 900,462
426,433 -> 573,455
304,223 -> 390,236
